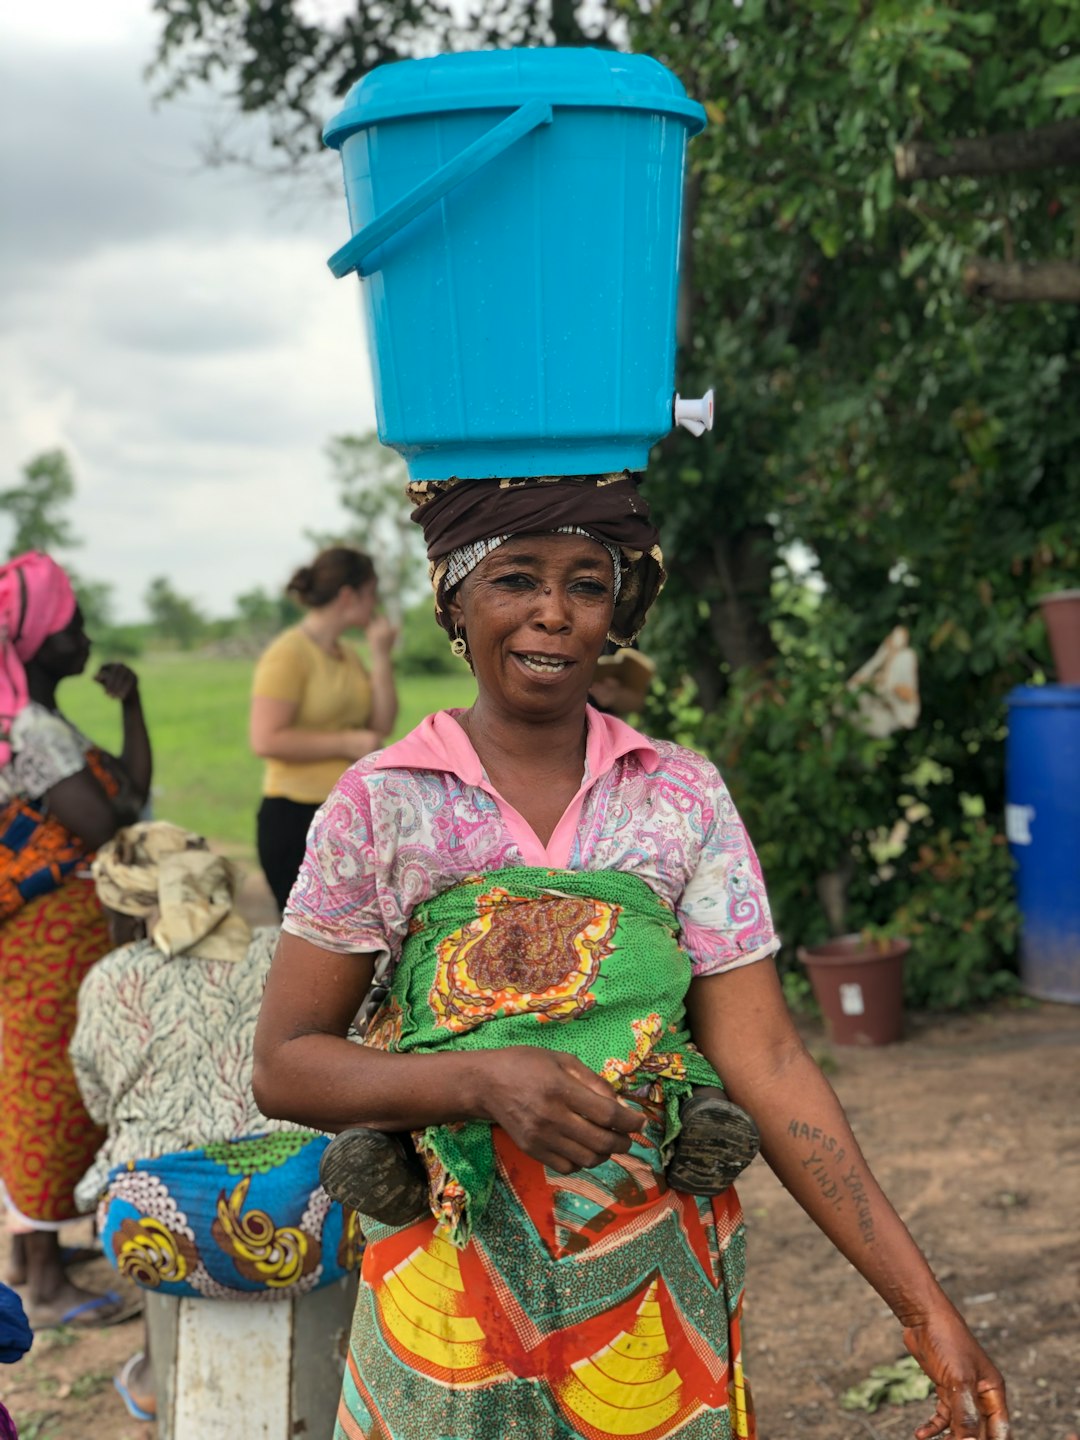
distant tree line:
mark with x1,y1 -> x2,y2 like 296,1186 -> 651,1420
3,446 -> 457,674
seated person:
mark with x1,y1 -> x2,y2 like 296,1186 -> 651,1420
71,822 -> 361,1422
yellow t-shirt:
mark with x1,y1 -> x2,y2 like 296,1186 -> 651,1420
252,626 -> 373,803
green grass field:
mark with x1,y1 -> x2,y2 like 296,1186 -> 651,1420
62,653 -> 477,858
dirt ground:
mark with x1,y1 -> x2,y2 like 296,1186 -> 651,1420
2,995 -> 1078,1439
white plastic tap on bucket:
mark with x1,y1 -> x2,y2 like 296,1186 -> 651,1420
323,48 -> 708,481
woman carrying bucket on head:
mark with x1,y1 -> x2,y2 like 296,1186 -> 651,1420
253,482 -> 1007,1440
251,46 -> 1009,1440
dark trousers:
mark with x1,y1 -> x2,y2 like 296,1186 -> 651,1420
256,796 -> 320,914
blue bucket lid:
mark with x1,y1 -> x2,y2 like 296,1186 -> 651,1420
324,47 -> 707,150
1008,683 -> 1080,708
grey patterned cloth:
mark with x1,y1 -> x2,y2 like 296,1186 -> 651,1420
69,926 -> 299,1212
0,703 -> 90,804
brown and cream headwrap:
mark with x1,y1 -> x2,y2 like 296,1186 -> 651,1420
408,471 -> 665,645
91,821 -> 251,963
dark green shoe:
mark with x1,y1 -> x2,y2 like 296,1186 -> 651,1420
666,1088 -> 760,1196
319,1128 -> 430,1226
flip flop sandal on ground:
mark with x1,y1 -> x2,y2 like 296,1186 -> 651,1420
114,1352 -> 157,1421
29,1289 -> 141,1331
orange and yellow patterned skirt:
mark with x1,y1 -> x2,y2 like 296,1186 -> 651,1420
336,1119 -> 755,1440
0,877 -> 108,1225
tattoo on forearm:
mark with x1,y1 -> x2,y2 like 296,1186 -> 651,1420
787,1118 -> 876,1246
787,1120 -> 846,1164
841,1165 -> 876,1246
799,1148 -> 844,1210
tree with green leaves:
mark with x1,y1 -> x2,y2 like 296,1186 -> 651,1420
320,433 -> 427,617
0,450 -> 80,557
624,0 -> 1080,994
145,575 -> 206,650
149,0 -> 619,165
1,449 -> 124,648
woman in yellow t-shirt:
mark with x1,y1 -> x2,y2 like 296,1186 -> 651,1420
250,546 -> 398,912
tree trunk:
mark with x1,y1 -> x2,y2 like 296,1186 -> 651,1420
686,526 -> 778,708
817,860 -> 855,937
963,258 -> 1080,304
895,120 -> 1080,181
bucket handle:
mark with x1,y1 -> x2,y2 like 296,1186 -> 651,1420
328,98 -> 554,279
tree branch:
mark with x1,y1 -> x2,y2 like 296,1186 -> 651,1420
549,0 -> 590,44
962,258 -> 1080,304
895,120 -> 1080,181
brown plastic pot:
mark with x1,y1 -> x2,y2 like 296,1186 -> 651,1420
1039,590 -> 1080,685
797,934 -> 910,1046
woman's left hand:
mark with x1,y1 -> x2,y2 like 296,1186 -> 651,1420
94,663 -> 140,705
903,1306 -> 1009,1440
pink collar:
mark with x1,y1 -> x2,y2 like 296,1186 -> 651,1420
372,705 -> 659,786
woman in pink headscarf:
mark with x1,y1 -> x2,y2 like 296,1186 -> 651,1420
0,552 -> 151,1327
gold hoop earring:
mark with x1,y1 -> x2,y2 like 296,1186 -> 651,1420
449,629 -> 468,660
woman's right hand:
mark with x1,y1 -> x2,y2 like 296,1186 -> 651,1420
94,662 -> 141,706
473,1048 -> 641,1173
903,1307 -> 1010,1440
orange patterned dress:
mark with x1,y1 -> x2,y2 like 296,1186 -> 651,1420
0,706 -> 117,1226
0,877 -> 109,1224
333,870 -> 757,1440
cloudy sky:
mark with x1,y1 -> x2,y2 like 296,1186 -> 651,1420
1,0 -> 378,621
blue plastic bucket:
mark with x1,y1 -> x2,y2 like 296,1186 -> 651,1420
323,49 -> 706,481
1006,684 -> 1080,1003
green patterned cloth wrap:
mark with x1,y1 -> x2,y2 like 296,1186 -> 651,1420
365,866 -> 723,1246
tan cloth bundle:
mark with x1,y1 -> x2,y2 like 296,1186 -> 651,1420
92,821 -> 251,963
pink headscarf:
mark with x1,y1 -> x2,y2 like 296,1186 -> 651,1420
0,551 -> 78,768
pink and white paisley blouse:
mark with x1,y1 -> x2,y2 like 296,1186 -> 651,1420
284,707 -> 779,991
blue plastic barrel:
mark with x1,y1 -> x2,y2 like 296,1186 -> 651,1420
1006,685 -> 1080,1003
323,49 -> 706,481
